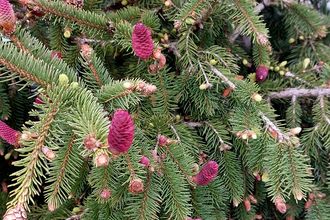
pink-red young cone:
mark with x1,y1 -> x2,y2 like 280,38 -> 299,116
0,0 -> 16,34
132,23 -> 154,60
139,155 -> 150,167
256,65 -> 269,82
192,160 -> 219,186
0,120 -> 20,146
108,110 -> 134,155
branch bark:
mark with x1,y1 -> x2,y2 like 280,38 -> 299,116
268,88 -> 330,99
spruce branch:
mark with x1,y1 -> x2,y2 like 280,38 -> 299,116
229,0 -> 270,44
284,71 -> 311,86
9,35 -> 29,54
259,112 -> 290,142
34,0 -> 109,31
46,134 -> 78,210
268,87 -> 330,99
124,153 -> 136,177
208,64 -> 236,89
319,96 -> 330,125
0,57 -> 49,87
8,101 -> 59,210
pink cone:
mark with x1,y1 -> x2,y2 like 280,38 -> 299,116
132,23 -> 154,60
108,110 -> 134,155
0,0 -> 16,34
256,65 -> 269,82
0,120 -> 20,146
192,160 -> 219,186
139,155 -> 150,167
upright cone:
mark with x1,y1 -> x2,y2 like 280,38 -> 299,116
0,0 -> 16,34
108,110 -> 134,155
0,120 -> 20,146
132,23 -> 154,60
192,160 -> 219,186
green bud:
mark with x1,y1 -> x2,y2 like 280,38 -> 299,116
279,61 -> 287,67
288,38 -> 295,44
58,74 -> 69,85
274,66 -> 280,72
210,59 -> 218,65
303,58 -> 311,69
199,83 -> 209,90
4,152 -> 11,160
242,59 -> 249,66
70,82 -> 79,88
72,207 -> 81,214
185,18 -> 195,25
121,0 -> 128,6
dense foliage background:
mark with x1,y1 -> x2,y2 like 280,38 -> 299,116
1,0 -> 330,219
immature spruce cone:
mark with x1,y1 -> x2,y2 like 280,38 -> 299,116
275,197 -> 287,214
192,160 -> 219,186
0,120 -> 20,146
129,177 -> 144,194
0,0 -> 16,34
132,23 -> 154,60
255,65 -> 269,82
108,110 -> 134,155
139,155 -> 150,167
3,205 -> 27,220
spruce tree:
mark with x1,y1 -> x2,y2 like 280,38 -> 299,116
0,0 -> 330,219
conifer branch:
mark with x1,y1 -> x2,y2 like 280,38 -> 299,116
180,0 -> 206,22
208,64 -> 236,89
138,171 -> 152,219
164,145 -> 192,182
259,112 -> 290,142
204,121 -> 225,145
34,0 -> 109,31
88,63 -> 103,87
284,71 -> 311,86
268,88 -> 330,99
319,96 -> 330,125
124,154 -> 136,177
9,35 -> 29,54
8,102 -> 59,210
0,57 -> 49,88
47,134 -> 76,209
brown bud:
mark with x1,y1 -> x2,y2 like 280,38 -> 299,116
42,146 -> 56,160
243,199 -> 251,212
95,153 -> 110,167
249,195 -> 257,204
275,197 -> 287,214
129,177 -> 144,194
100,188 -> 111,200
3,205 -> 27,220
80,43 -> 93,61
304,199 -> 313,209
84,134 -> 102,151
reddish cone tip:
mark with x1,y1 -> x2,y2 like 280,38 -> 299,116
139,155 -> 150,167
129,177 -> 144,194
256,65 -> 269,82
0,120 -> 20,146
0,0 -> 16,34
193,160 -> 219,186
108,110 -> 134,155
132,23 -> 154,60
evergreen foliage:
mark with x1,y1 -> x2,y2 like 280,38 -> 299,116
0,0 -> 330,219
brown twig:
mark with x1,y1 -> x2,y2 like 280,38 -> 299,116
259,112 -> 290,142
208,64 -> 236,89
268,88 -> 330,99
